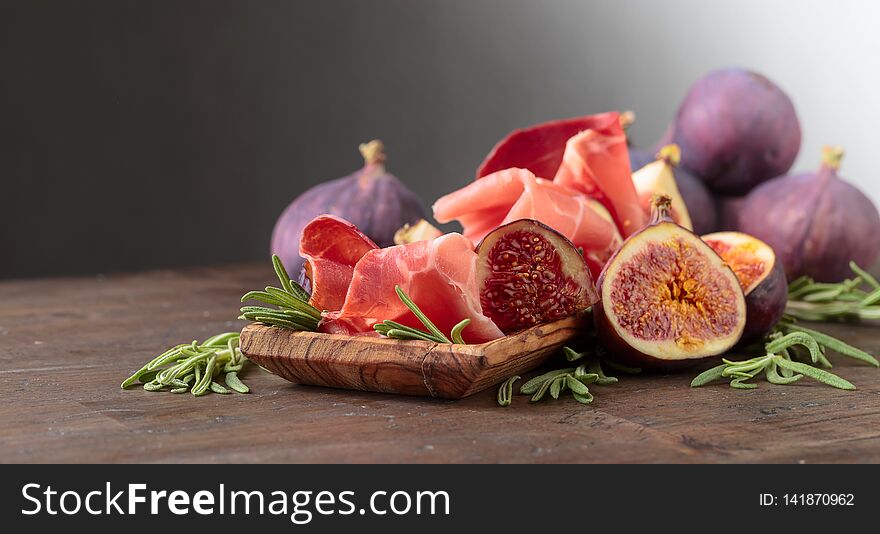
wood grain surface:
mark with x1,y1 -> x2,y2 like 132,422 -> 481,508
239,314 -> 586,399
2,264 -> 880,464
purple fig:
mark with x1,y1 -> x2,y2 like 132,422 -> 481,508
714,194 -> 746,231
703,231 -> 788,346
738,147 -> 880,282
271,140 -> 426,275
594,195 -> 746,370
630,147 -> 717,234
670,68 -> 801,195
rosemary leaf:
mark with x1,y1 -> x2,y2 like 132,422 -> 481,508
225,371 -> 249,394
774,358 -> 855,390
766,361 -> 802,385
210,381 -> 230,394
690,363 -> 729,387
450,319 -> 470,345
730,376 -> 758,389
373,286 -> 470,344
549,376 -> 564,399
563,346 -> 588,362
849,261 -> 880,290
766,332 -> 822,365
394,286 -> 450,343
272,254 -> 295,295
520,369 -> 574,394
530,378 -> 554,402
572,391 -> 594,404
586,358 -> 618,385
497,375 -> 520,407
565,376 -> 590,395
781,323 -> 879,366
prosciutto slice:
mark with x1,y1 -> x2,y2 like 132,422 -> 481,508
432,168 -> 621,277
320,233 -> 504,344
553,120 -> 647,236
299,215 -> 378,312
475,110 -> 646,237
476,112 -> 624,180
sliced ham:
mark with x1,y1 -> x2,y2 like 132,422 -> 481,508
432,168 -> 621,277
299,215 -> 378,312
319,233 -> 504,344
474,110 -> 647,238
553,120 -> 647,237
476,112 -> 624,180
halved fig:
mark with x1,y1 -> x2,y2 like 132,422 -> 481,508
702,231 -> 788,346
393,219 -> 443,245
476,219 -> 597,333
594,196 -> 746,369
631,144 -> 694,230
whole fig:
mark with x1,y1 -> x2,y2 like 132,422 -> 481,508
271,140 -> 426,275
714,194 -> 746,231
670,68 -> 801,195
738,147 -> 880,282
630,147 -> 717,234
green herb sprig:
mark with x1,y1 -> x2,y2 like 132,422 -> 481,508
691,321 -> 878,390
497,344 -> 638,406
239,255 -> 321,331
374,286 -> 471,344
786,261 -> 880,321
121,332 -> 250,395
123,255 -> 316,397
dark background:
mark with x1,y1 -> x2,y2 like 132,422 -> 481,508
2,0 -> 873,279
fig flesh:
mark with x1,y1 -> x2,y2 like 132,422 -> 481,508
476,219 -> 597,334
630,146 -> 716,235
702,231 -> 788,345
738,147 -> 880,282
393,219 -> 443,245
594,196 -> 746,369
630,144 -> 694,231
670,68 -> 801,195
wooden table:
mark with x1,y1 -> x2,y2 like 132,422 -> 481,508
2,264 -> 880,463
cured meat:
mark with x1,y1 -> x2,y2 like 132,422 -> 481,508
320,233 -> 504,344
299,215 -> 378,312
476,112 -> 624,180
475,110 -> 647,237
554,123 -> 647,237
433,168 -> 622,277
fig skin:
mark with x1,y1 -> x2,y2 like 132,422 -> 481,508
476,219 -> 597,334
738,147 -> 880,282
714,194 -> 746,231
630,147 -> 717,234
271,140 -> 426,276
702,231 -> 788,346
594,196 -> 746,370
669,68 -> 801,195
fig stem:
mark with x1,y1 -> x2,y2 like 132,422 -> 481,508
619,110 -> 636,130
649,193 -> 674,224
359,139 -> 387,166
656,144 -> 681,167
821,145 -> 844,171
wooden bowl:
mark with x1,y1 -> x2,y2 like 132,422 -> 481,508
239,313 -> 588,399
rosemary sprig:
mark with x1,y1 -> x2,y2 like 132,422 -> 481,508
497,375 -> 520,407
689,322 -> 877,390
121,332 -> 251,395
239,254 -> 321,331
374,286 -> 471,344
786,261 -> 880,321
497,343 -> 635,406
